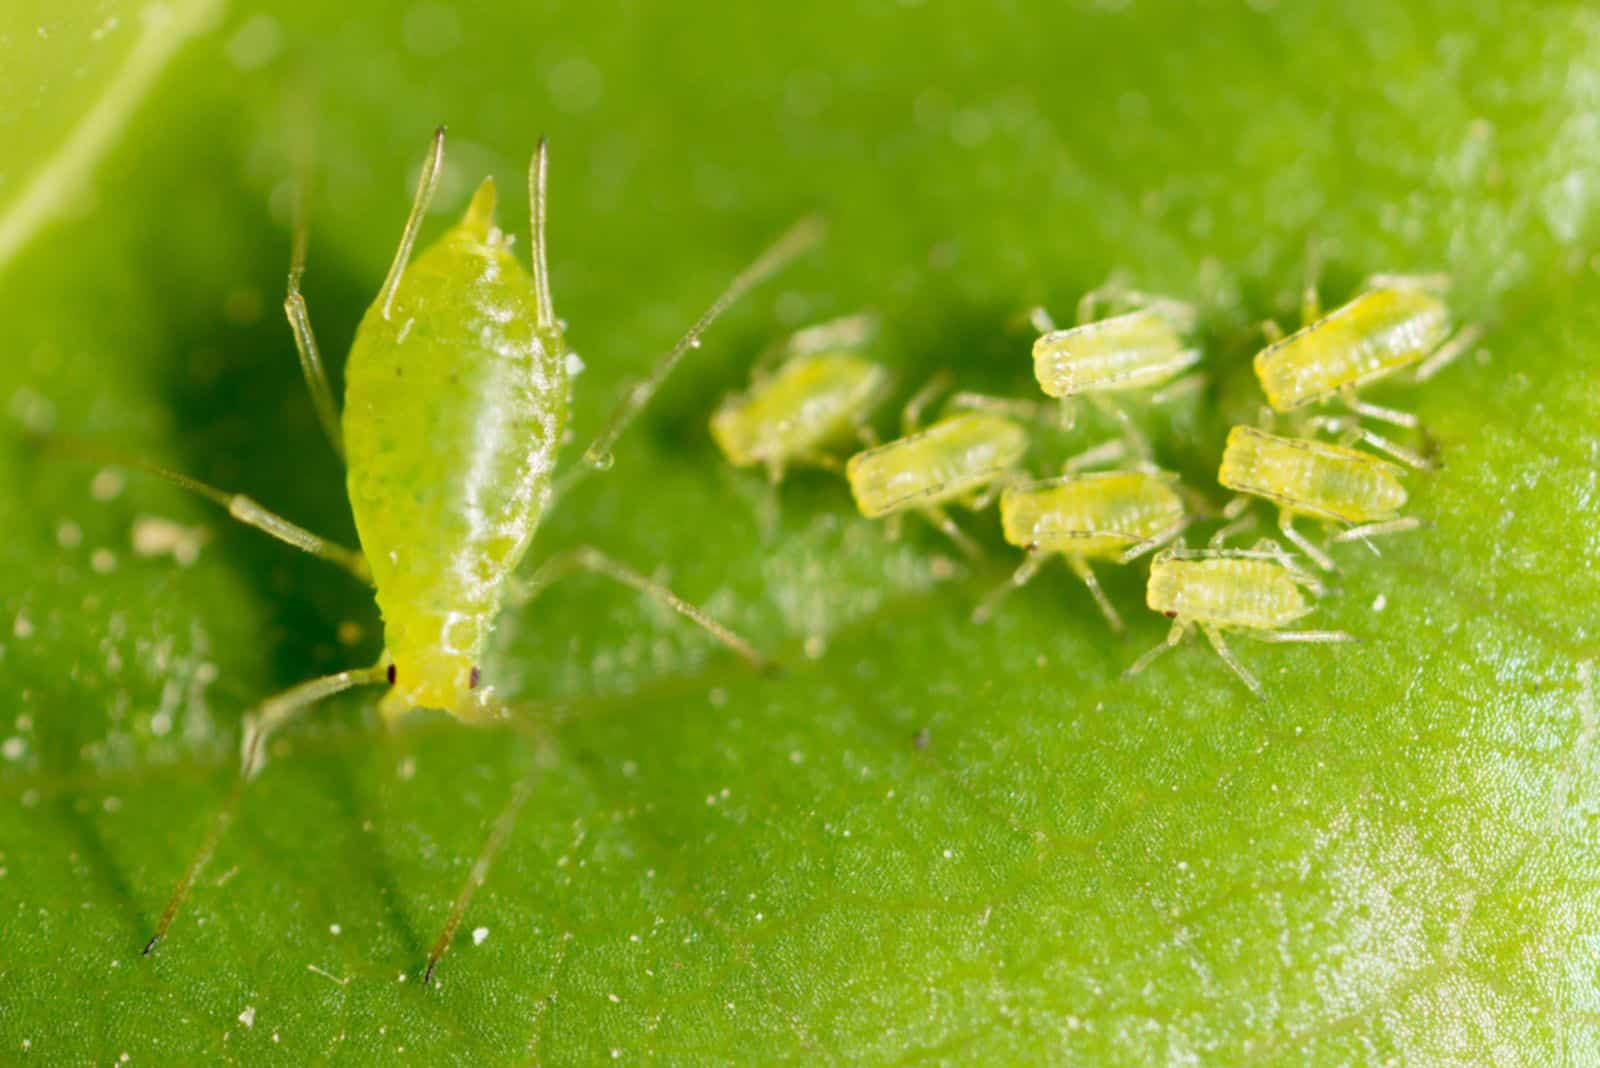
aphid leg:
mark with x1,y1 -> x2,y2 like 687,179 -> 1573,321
946,391 -> 1049,423
1124,619 -> 1187,679
901,371 -> 953,435
281,126 -> 344,460
1058,396 -> 1079,433
528,139 -> 556,331
971,550 -> 1045,623
1259,319 -> 1286,345
1028,306 -> 1059,333
1149,371 -> 1207,406
1117,517 -> 1190,565
1063,439 -> 1129,473
572,215 -> 825,479
144,662 -> 389,955
1299,241 -> 1326,325
1349,426 -> 1434,472
377,127 -> 447,321
41,435 -> 370,581
1068,556 -> 1123,633
920,506 -> 982,561
1278,511 -> 1336,572
1248,538 -> 1328,596
1413,324 -> 1484,384
1341,392 -> 1418,429
1362,272 -> 1451,294
1087,394 -> 1152,465
1199,624 -> 1263,699
1332,517 -> 1425,545
423,767 -> 534,985
1209,499 -> 1257,548
963,471 -> 1020,513
511,546 -> 771,670
1248,629 -> 1357,644
884,513 -> 905,543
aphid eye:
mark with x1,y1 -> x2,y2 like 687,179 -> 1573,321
386,664 -> 398,685
469,666 -> 482,690
1164,611 -> 1178,619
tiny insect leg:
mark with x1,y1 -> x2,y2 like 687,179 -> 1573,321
1199,624 -> 1264,699
1116,516 -> 1190,565
1331,517 -> 1425,544
281,126 -> 344,460
1068,556 -> 1123,633
1278,510 -> 1335,571
1414,324 -> 1483,383
1028,306 -> 1059,333
946,391 -> 1050,423
971,550 -> 1045,623
1209,497 -> 1257,548
1342,395 -> 1419,429
511,546 -> 771,670
423,768 -> 534,984
377,127 -> 447,320
41,436 -> 370,581
1246,629 -> 1356,644
920,506 -> 982,561
1063,439 -> 1129,473
901,372 -> 953,435
144,662 -> 389,955
1087,393 -> 1152,464
1124,619 -> 1187,679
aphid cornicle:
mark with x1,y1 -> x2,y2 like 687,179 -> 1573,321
1028,286 -> 1202,457
83,129 -> 820,981
844,376 -> 1027,559
1124,543 -> 1354,699
975,469 -> 1188,631
1217,425 -> 1417,571
709,313 -> 889,482
1253,276 -> 1481,469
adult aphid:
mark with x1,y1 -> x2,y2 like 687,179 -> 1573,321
1124,542 -> 1355,699
1254,275 -> 1481,469
710,313 -> 890,483
976,467 -> 1190,631
1217,425 -> 1418,571
58,129 -> 820,981
844,375 -> 1027,559
1028,283 -> 1203,459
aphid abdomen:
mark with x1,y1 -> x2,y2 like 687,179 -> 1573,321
1254,287 -> 1450,410
846,413 -> 1026,518
344,181 -> 567,719
1146,556 -> 1309,630
1032,309 -> 1198,397
1219,426 -> 1407,523
1001,472 -> 1183,558
711,354 -> 886,467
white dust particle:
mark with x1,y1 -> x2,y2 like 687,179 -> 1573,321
942,849 -> 954,859
397,756 -> 416,781
611,1050 -> 622,1061
132,516 -> 208,566
1371,594 -> 1388,612
397,972 -> 408,983
13,615 -> 33,639
238,1005 -> 255,1028
472,926 -> 489,946
2,738 -> 25,761
803,635 -> 826,659
329,923 -> 342,935
789,750 -> 804,765
56,521 -> 82,548
90,548 -> 117,573
607,992 -> 620,1004
90,468 -> 125,501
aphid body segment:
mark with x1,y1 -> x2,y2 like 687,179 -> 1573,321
1217,425 -> 1415,569
345,179 -> 565,723
1126,545 -> 1354,698
1254,285 -> 1448,412
846,411 -> 1026,557
710,315 -> 889,482
979,470 -> 1187,630
1032,305 -> 1200,399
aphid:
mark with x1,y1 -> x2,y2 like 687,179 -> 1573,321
1028,285 -> 1203,457
709,313 -> 890,482
1124,542 -> 1354,699
1217,425 -> 1418,571
975,468 -> 1189,631
844,377 -> 1027,559
1253,276 -> 1480,468
60,130 -> 820,981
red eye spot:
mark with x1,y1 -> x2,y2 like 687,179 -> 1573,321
1164,611 -> 1178,618
469,667 -> 482,689
386,664 -> 397,685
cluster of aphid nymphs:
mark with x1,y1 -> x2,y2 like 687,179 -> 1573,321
711,274 -> 1478,699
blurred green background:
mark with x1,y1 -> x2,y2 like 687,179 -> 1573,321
2,1 -> 1598,1063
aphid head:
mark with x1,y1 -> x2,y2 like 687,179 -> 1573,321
379,648 -> 501,725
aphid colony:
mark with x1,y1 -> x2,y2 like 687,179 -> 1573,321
712,277 -> 1476,698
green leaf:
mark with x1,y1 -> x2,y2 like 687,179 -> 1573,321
4,1 -> 1598,1063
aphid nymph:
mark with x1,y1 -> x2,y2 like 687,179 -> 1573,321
976,468 -> 1189,631
65,129 -> 819,981
1217,425 -> 1417,571
1124,542 -> 1355,698
710,313 -> 889,482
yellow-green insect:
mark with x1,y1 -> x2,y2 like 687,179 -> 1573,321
1254,277 -> 1480,468
1217,425 -> 1417,571
845,378 -> 1027,558
709,313 -> 889,482
1125,543 -> 1354,699
975,468 -> 1189,631
73,129 -> 818,981
1028,286 -> 1202,456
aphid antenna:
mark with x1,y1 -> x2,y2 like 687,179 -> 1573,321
558,212 -> 826,497
1027,305 -> 1059,334
900,370 -> 954,435
378,126 -> 447,321
529,137 -> 555,332
282,109 -> 344,460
